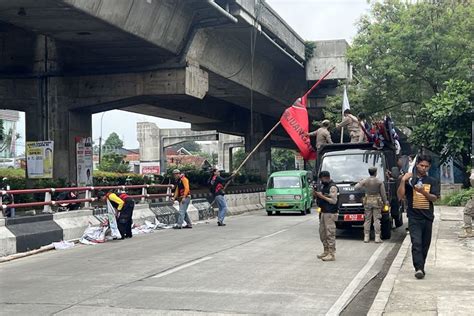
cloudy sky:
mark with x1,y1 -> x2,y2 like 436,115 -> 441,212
16,0 -> 370,152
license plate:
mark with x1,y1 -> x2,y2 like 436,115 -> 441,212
344,214 -> 364,221
275,203 -> 289,207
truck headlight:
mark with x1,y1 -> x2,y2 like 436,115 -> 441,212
294,195 -> 301,200
266,196 -> 273,201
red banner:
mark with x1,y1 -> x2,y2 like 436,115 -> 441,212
280,101 -> 316,160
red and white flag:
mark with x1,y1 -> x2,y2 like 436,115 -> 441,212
280,66 -> 335,160
280,99 -> 317,160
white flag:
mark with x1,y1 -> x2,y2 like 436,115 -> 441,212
342,86 -> 350,114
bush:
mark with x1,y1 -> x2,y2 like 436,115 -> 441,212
439,188 -> 474,206
0,168 -> 25,178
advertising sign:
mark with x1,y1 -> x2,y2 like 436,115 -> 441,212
26,141 -> 54,178
76,137 -> 93,186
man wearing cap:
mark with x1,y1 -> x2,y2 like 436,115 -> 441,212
305,120 -> 333,150
355,167 -> 388,243
172,169 -> 192,229
315,171 -> 339,261
208,168 -> 235,226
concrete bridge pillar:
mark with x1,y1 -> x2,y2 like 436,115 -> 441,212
244,113 -> 271,181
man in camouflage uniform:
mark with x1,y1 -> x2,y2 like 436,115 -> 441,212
355,167 -> 388,243
305,119 -> 333,150
459,196 -> 474,238
315,171 -> 339,261
336,109 -> 363,143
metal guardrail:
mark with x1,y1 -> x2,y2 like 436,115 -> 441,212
0,184 -> 174,217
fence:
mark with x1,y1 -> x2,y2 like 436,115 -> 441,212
0,184 -> 174,217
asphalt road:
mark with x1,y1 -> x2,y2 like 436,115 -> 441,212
0,210 -> 406,315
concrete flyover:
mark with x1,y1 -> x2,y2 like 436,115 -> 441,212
0,0 -> 350,180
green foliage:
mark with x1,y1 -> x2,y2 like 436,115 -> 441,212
0,168 -> 25,178
271,148 -> 296,171
304,41 -> 316,61
232,149 -> 246,173
103,132 -> 123,153
98,153 -> 130,173
439,188 -> 474,206
411,79 -> 472,163
348,0 -> 474,127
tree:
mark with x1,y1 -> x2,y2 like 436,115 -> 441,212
98,153 -> 130,173
103,132 -> 124,153
411,79 -> 473,187
347,1 -> 473,128
271,148 -> 296,171
232,149 -> 246,172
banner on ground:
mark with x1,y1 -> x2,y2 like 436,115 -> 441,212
26,141 -> 54,178
76,136 -> 93,186
107,200 -> 122,239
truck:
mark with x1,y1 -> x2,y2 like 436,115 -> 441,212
314,142 -> 403,239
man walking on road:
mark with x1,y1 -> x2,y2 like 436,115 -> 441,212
208,168 -> 235,226
397,155 -> 440,279
305,119 -> 333,150
315,171 -> 339,261
355,167 -> 388,243
172,169 -> 193,229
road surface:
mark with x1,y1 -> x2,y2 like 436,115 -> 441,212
0,210 -> 406,315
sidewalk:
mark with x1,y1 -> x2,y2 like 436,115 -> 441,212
370,206 -> 474,315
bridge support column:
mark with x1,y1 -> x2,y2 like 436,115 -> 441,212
244,113 -> 271,181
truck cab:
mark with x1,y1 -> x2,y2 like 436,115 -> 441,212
315,143 -> 402,239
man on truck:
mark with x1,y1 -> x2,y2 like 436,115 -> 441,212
355,167 -> 388,243
336,109 -> 363,143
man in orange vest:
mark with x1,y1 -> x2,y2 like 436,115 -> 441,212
173,169 -> 192,229
100,191 -> 135,239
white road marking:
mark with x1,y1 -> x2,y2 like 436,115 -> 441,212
326,242 -> 391,316
261,229 -> 288,239
152,257 -> 213,279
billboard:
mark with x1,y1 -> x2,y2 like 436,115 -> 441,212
76,137 -> 93,186
26,141 -> 54,178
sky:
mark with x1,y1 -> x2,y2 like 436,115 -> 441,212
15,0 -> 370,151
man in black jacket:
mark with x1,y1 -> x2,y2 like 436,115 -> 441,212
208,168 -> 235,226
315,171 -> 339,261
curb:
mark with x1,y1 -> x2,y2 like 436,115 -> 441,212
367,230 -> 411,315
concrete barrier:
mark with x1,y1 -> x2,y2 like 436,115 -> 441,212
0,218 -> 16,257
1,191 -> 266,257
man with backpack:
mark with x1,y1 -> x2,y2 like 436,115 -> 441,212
208,168 -> 235,226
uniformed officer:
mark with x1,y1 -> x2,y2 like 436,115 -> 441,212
355,167 -> 388,243
459,196 -> 474,238
305,119 -> 333,150
336,109 -> 363,143
315,171 -> 339,261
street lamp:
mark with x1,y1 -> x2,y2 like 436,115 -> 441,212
98,112 -> 106,165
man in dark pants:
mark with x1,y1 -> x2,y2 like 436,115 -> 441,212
397,155 -> 440,279
100,191 -> 135,239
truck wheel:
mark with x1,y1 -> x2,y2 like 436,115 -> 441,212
301,210 -> 306,216
381,213 -> 392,240
306,208 -> 311,214
267,211 -> 273,216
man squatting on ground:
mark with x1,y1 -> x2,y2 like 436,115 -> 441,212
315,171 -> 339,262
172,169 -> 193,229
355,167 -> 388,243
208,168 -> 235,227
100,191 -> 135,239
397,155 -> 440,279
